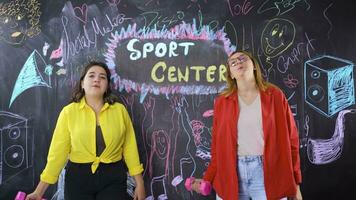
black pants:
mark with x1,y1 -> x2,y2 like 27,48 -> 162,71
64,160 -> 130,200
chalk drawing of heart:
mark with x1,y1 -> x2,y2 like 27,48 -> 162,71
74,4 -> 88,24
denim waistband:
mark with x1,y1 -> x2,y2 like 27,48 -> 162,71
238,155 -> 263,162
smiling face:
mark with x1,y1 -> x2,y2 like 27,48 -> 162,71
227,52 -> 255,81
261,18 -> 296,58
81,66 -> 108,99
152,130 -> 169,159
0,0 -> 41,45
0,8 -> 27,44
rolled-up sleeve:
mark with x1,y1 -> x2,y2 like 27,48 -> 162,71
40,108 -> 71,184
122,108 -> 144,176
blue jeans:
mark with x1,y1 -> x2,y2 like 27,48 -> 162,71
215,156 -> 287,200
237,155 -> 267,200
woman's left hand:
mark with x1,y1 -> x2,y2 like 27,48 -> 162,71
134,183 -> 146,200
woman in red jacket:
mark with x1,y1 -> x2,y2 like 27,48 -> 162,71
192,51 -> 302,200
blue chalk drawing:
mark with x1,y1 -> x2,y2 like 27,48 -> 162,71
304,55 -> 355,117
9,50 -> 53,107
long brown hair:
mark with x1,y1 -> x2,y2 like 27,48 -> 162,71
220,50 -> 271,97
70,61 -> 118,104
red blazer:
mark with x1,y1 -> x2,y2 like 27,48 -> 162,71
203,86 -> 302,200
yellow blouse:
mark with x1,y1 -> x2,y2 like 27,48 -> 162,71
40,98 -> 143,184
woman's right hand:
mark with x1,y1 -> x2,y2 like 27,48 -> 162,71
25,181 -> 49,200
25,192 -> 41,200
191,178 -> 203,194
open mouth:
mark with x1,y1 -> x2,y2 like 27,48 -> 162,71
237,66 -> 244,70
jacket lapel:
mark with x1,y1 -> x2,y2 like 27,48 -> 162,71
260,89 -> 274,142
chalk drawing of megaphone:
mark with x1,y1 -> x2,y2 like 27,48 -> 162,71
9,50 -> 53,107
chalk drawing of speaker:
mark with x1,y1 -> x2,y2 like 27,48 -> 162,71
304,55 -> 355,117
0,112 -> 29,184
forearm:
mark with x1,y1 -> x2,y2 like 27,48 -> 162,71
34,181 -> 50,197
133,173 -> 146,200
133,173 -> 144,186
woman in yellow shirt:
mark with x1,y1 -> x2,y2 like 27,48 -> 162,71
26,61 -> 145,200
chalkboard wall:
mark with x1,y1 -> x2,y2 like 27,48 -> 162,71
1,0 -> 355,199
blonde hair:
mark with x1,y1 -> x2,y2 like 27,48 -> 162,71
220,50 -> 271,97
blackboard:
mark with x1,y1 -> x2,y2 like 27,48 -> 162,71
0,0 -> 355,199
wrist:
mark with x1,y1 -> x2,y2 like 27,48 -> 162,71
134,174 -> 144,185
136,181 -> 144,187
34,181 -> 49,197
33,189 -> 43,197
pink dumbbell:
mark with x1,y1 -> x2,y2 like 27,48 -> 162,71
15,191 -> 46,200
15,191 -> 26,200
184,177 -> 212,196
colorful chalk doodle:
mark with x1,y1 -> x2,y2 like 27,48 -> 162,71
1,0 -> 356,199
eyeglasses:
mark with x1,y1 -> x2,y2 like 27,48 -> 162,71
228,55 -> 249,67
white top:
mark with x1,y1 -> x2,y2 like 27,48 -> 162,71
237,93 -> 264,156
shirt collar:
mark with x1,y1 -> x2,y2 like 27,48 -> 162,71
79,98 -> 110,111
225,88 -> 271,102
101,102 -> 109,111
79,98 -> 86,109
226,91 -> 238,101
